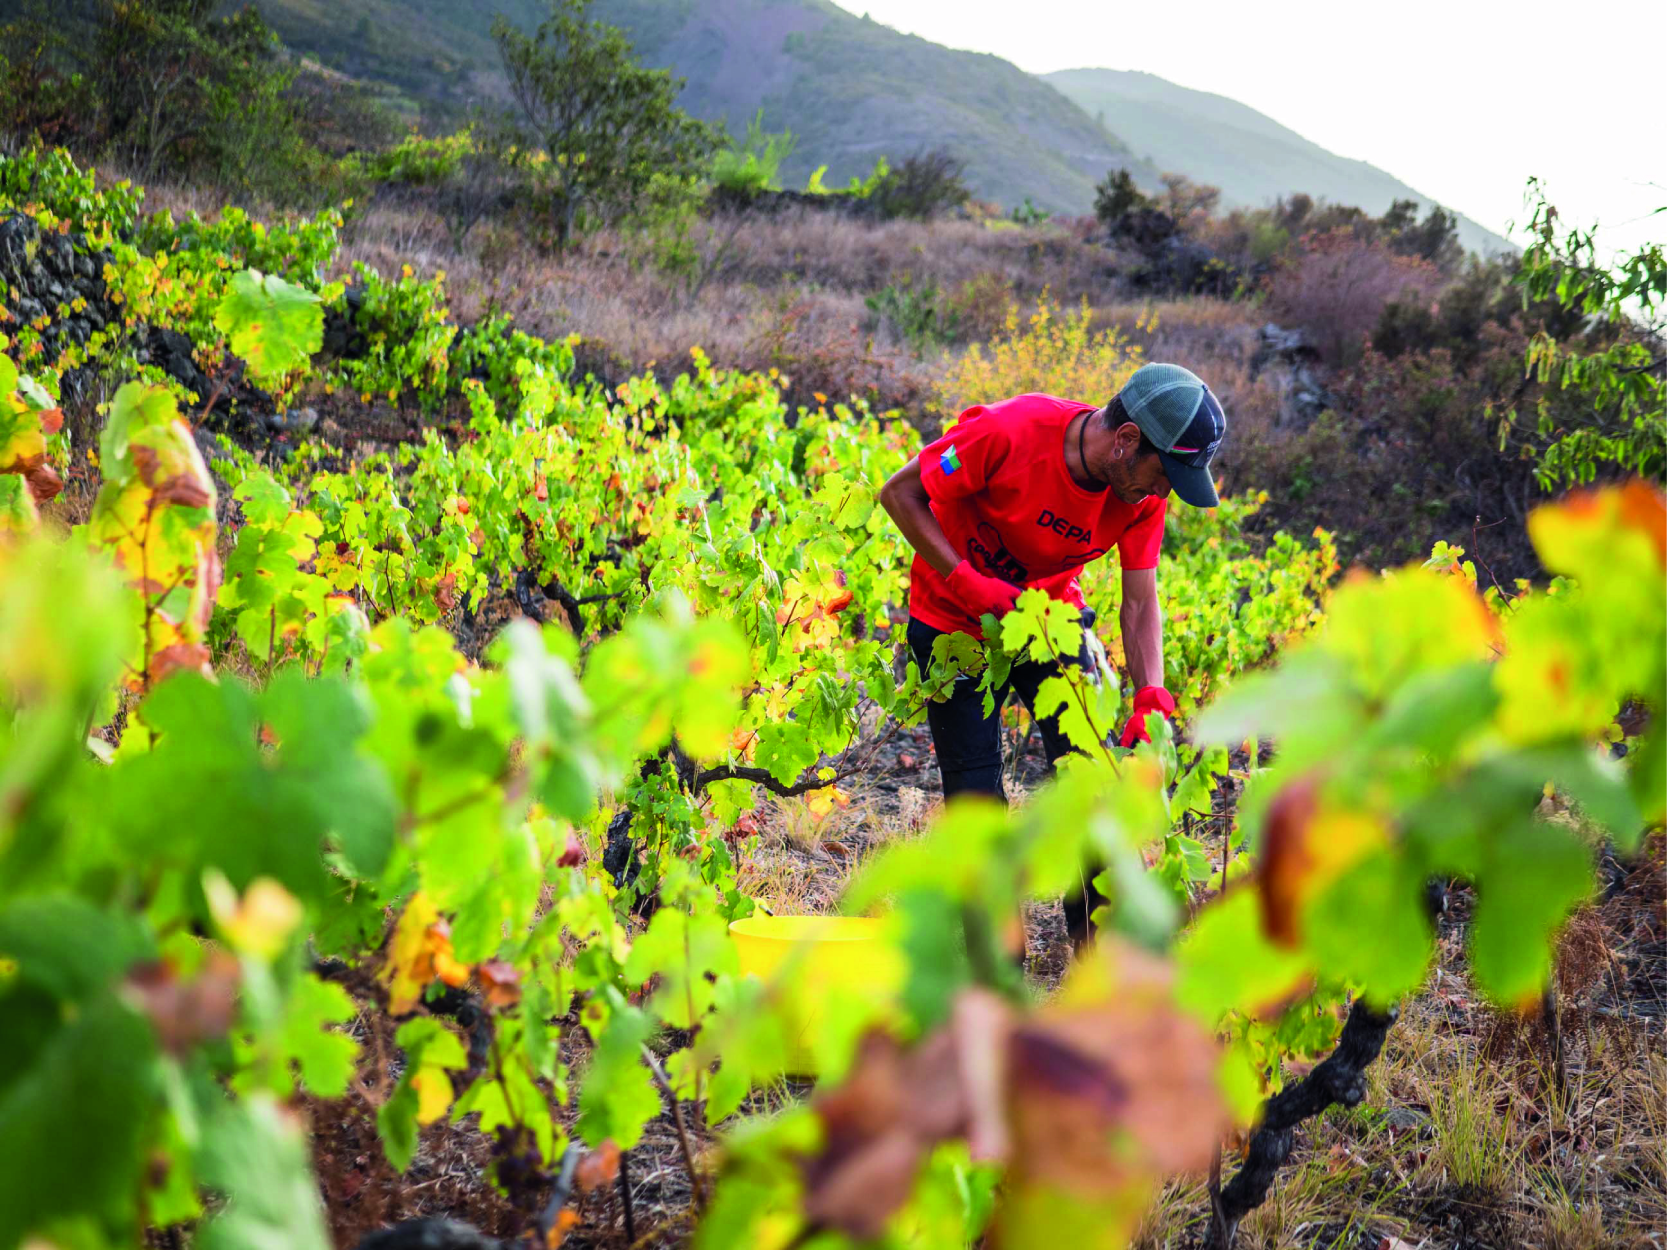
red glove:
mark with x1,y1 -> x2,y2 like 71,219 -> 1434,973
1119,685 -> 1176,747
946,561 -> 1022,621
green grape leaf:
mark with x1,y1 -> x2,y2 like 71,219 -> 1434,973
622,907 -> 737,1029
0,894 -> 150,1001
98,380 -> 177,469
195,1094 -> 330,1250
0,993 -> 158,1248
0,473 -> 34,532
812,474 -> 874,530
1030,673 -> 1107,755
1174,891 -> 1308,1027
232,471 -> 294,528
582,595 -> 746,764
261,670 -> 397,880
894,888 -> 970,1032
1471,816 -> 1593,1007
104,672 -> 394,907
444,822 -> 541,962
213,269 -> 323,385
576,996 -> 660,1151
450,1027 -> 562,1166
697,975 -> 791,1125
1091,844 -> 1181,950
280,974 -> 360,1098
1304,848 -> 1433,1006
999,588 -> 1081,665
753,720 -> 818,788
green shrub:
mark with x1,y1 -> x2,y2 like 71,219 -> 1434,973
843,156 -> 891,198
354,130 -> 473,187
0,145 -> 144,239
866,277 -> 958,353
1010,197 -> 1050,227
710,111 -> 796,195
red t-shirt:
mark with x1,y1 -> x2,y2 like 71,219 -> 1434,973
909,393 -> 1167,637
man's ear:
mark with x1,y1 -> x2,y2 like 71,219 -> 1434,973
1113,420 -> 1144,454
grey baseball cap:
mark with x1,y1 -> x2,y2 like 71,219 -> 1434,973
1117,363 -> 1226,507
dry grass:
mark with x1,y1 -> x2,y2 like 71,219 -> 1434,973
700,210 -> 1113,303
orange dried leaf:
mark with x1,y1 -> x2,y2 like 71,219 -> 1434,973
478,958 -> 522,1009
544,1209 -> 580,1249
575,1141 -> 621,1193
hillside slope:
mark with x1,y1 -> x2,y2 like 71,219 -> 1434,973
1045,68 -> 1511,255
241,0 -> 1150,212
589,0 -> 1150,212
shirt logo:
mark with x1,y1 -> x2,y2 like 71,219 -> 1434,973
940,445 -> 961,475
1036,508 -> 1094,546
970,522 -> 1029,583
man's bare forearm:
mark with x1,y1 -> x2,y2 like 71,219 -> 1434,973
1120,578 -> 1164,690
879,457 -> 960,578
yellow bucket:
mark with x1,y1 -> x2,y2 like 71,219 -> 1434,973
729,915 -> 902,1076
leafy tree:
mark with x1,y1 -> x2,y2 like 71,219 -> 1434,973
1094,167 -> 1150,230
492,0 -> 717,251
0,0 -> 313,192
0,8 -> 98,151
1380,197 -> 1464,273
1506,181 -> 1665,487
89,0 -> 302,185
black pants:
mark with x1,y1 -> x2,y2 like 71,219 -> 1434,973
907,616 -> 1105,946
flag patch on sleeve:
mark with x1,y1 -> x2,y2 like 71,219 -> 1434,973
940,445 -> 961,475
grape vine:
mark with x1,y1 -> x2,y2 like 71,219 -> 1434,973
0,147 -> 1659,1250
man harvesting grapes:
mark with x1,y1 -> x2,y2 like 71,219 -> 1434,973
879,363 -> 1225,946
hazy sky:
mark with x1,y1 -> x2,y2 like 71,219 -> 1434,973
831,0 -> 1665,256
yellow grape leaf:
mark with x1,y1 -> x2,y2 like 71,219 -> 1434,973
410,1066 -> 455,1126
203,871 -> 302,960
381,891 -> 473,1015
805,785 -> 851,822
0,359 -> 66,528
1498,484 -> 1667,745
88,384 -> 219,684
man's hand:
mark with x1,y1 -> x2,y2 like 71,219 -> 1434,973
1119,684 -> 1176,747
946,561 -> 1022,621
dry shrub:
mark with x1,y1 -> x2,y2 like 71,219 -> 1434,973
1265,228 -> 1443,365
943,272 -> 1016,343
1228,325 -> 1554,579
933,296 -> 1144,418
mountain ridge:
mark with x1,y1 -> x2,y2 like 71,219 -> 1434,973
175,0 -> 1509,251
1044,67 -> 1510,255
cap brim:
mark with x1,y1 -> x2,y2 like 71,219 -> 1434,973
1157,450 -> 1219,507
